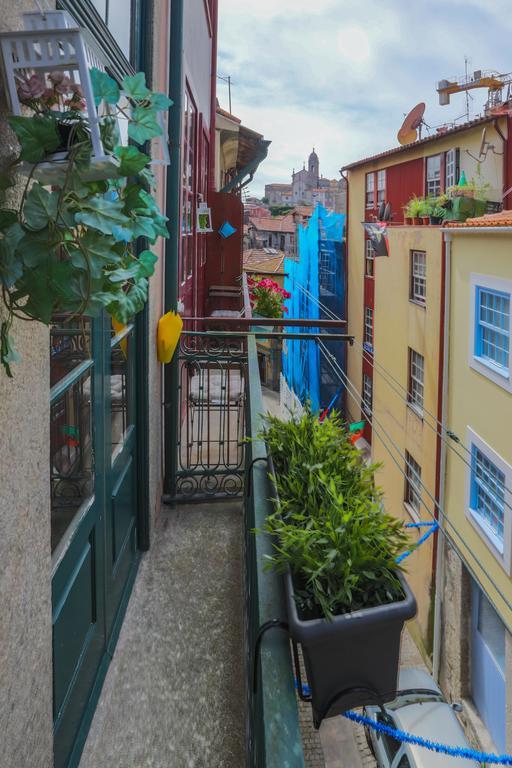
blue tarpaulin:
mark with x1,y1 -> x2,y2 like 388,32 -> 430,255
282,204 -> 345,412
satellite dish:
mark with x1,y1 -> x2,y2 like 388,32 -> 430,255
378,201 -> 386,221
383,202 -> 392,221
397,102 -> 426,145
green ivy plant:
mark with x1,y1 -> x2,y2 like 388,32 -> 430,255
259,408 -> 410,620
0,68 -> 171,376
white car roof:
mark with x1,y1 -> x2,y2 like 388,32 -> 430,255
393,699 -> 480,768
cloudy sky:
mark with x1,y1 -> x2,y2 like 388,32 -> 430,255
217,0 -> 512,198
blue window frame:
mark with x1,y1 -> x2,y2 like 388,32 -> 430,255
475,286 -> 510,372
470,445 -> 505,545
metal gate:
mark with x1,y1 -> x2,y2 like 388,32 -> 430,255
173,331 -> 248,500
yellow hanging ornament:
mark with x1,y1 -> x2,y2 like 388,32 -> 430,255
157,311 -> 183,363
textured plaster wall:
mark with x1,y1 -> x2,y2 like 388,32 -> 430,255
0,5 -> 54,767
371,226 -> 443,649
445,232 -> 512,629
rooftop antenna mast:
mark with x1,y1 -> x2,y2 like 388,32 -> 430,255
217,74 -> 232,114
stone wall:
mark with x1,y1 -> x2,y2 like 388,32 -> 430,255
0,6 -> 54,768
439,540 -> 471,701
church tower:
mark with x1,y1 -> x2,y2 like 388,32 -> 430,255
308,147 -> 319,184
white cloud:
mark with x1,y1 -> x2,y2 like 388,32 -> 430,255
218,0 -> 512,197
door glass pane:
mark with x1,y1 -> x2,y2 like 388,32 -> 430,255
477,590 -> 505,672
111,333 -> 133,454
50,316 -> 92,385
50,372 -> 94,552
90,0 -> 107,20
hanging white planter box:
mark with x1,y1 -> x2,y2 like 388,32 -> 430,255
0,11 -> 120,184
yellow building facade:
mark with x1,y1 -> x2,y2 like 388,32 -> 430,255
440,223 -> 512,753
342,117 -> 506,653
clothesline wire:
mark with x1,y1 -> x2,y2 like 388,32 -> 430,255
291,278 -> 512,505
317,339 -> 512,619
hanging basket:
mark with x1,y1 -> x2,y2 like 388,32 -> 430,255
0,11 -> 120,183
284,568 -> 416,728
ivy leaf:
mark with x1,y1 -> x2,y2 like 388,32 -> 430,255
114,146 -> 150,176
90,68 -> 120,106
122,72 -> 150,100
8,115 -> 61,163
0,224 -> 24,287
99,115 -> 120,153
128,107 -> 162,144
150,92 -> 173,111
138,166 -> 157,189
0,209 -> 18,229
23,184 -> 59,231
75,195 -> 131,236
112,224 -> 135,243
17,229 -> 55,267
106,264 -> 141,283
1,322 -> 20,377
69,230 -> 121,279
131,215 -> 157,240
137,249 -> 158,277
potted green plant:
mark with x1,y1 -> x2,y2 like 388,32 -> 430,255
259,409 -> 416,727
419,198 -> 432,225
429,200 -> 447,225
0,69 -> 170,376
404,195 -> 422,225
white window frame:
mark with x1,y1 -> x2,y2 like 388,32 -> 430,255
410,250 -> 426,306
445,148 -> 458,189
365,172 -> 375,209
408,348 -> 424,416
365,239 -> 375,277
426,154 -> 442,197
377,169 -> 386,204
465,427 -> 512,574
364,306 -> 373,348
469,273 -> 512,392
404,450 -> 422,521
362,372 -> 373,416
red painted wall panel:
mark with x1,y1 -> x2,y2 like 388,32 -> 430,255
205,191 -> 244,315
385,158 -> 424,223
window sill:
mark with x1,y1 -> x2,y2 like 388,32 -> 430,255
473,355 -> 509,380
409,299 -> 426,309
407,402 -> 424,421
468,507 -> 505,557
403,501 -> 421,524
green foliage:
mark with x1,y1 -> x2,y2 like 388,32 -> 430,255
403,195 -> 422,218
269,204 -> 293,217
0,68 -> 172,376
259,408 -> 409,620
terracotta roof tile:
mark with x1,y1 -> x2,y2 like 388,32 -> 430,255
446,210 -> 512,228
341,115 -> 495,171
243,249 -> 286,274
249,215 -> 295,233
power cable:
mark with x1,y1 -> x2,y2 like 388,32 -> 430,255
317,340 -> 512,618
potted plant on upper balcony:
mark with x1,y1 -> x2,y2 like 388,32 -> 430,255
247,276 -> 290,318
404,195 -> 422,225
259,409 -> 416,728
419,198 -> 432,225
429,198 -> 447,225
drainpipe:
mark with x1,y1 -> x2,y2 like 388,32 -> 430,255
493,118 -> 508,207
208,0 -> 218,192
433,232 -> 451,682
163,0 -> 184,497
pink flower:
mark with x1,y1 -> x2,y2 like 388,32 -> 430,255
49,72 -> 72,94
17,74 -> 45,101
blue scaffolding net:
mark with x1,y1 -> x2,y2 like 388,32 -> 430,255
282,204 -> 346,412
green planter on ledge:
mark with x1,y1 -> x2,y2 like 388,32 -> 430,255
259,409 -> 417,728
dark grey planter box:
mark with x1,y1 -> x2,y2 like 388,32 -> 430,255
284,569 -> 416,727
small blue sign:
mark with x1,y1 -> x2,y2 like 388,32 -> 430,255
219,220 -> 237,239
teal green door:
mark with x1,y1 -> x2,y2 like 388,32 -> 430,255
50,314 -> 139,768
